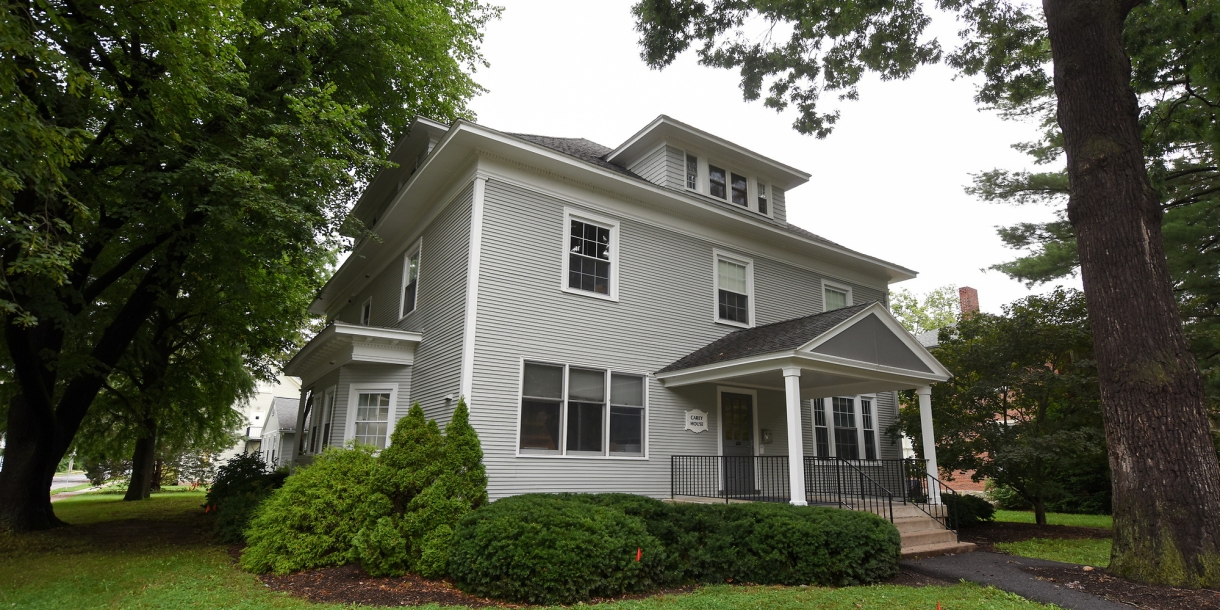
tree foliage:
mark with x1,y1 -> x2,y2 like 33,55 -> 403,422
889,285 -> 960,336
897,289 -> 1106,524
0,0 -> 498,530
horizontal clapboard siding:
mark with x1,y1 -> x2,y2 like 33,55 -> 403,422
772,187 -> 787,224
627,145 -> 668,186
469,179 -> 891,499
665,146 -> 686,189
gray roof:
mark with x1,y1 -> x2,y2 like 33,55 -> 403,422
658,303 -> 874,373
505,132 -> 845,249
270,397 -> 299,432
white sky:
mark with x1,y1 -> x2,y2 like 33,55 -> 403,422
464,0 -> 1081,314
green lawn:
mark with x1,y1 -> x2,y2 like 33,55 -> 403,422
995,538 -> 1112,567
993,510 -> 1112,529
0,493 -> 1060,609
49,482 -> 94,495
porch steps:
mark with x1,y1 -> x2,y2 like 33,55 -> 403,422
859,503 -> 977,559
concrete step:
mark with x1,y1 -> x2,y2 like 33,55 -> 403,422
900,541 -> 977,560
894,516 -> 944,534
901,528 -> 959,548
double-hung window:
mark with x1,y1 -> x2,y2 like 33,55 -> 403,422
824,282 -> 852,311
812,398 -> 831,458
709,165 -> 727,199
714,252 -> 753,327
353,391 -> 392,449
757,181 -> 769,214
686,154 -> 698,190
518,362 -> 646,457
563,210 -> 619,299
861,397 -> 877,460
401,244 -> 420,317
832,397 -> 860,460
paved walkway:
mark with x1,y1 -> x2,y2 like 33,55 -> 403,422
902,552 -> 1130,610
51,472 -> 89,490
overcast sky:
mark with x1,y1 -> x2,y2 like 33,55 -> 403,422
463,0 -> 1080,314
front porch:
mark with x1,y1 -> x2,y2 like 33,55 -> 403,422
656,302 -> 972,556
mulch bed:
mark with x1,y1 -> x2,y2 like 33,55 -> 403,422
1024,565 -> 1220,610
256,563 -> 700,608
959,521 -> 1111,553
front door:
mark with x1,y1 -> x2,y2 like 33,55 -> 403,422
721,392 -> 755,496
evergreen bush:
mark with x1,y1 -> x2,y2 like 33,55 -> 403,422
944,494 -> 996,528
207,452 -> 288,543
448,494 -> 667,604
351,516 -> 409,577
240,446 -> 383,574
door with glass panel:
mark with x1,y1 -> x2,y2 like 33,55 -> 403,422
721,391 -> 755,496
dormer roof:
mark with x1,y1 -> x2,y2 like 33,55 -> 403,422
605,115 -> 811,190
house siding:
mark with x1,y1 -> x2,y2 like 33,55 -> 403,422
772,187 -> 787,224
333,182 -> 474,425
469,177 -> 891,499
664,146 -> 686,190
627,145 -> 669,187
330,364 -> 414,445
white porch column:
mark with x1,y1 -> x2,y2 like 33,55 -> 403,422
917,385 -> 942,504
783,367 -> 808,506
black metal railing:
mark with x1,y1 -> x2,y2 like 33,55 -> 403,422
803,457 -> 895,522
900,463 -> 961,532
670,455 -> 792,503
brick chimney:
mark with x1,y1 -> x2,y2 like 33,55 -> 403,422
959,286 -> 980,316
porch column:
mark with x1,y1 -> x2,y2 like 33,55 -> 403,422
783,367 -> 808,506
917,385 -> 942,504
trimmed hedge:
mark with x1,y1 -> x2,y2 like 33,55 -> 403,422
449,493 -> 901,603
448,495 -> 667,604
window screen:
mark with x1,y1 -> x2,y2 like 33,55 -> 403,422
825,287 -> 849,311
609,374 -> 644,455
566,368 -> 604,453
568,219 -> 611,295
717,258 -> 749,323
520,363 -> 563,451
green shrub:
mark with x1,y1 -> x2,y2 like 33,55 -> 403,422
351,516 -> 409,577
985,480 -> 1032,510
207,453 -> 287,543
945,494 -> 996,528
240,446 -> 383,574
376,402 -> 444,513
448,494 -> 667,605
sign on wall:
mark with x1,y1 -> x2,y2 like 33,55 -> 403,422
684,409 -> 708,433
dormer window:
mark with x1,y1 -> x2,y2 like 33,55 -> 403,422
686,154 -> 698,190
731,173 -> 748,206
401,242 -> 421,318
709,165 -> 727,199
361,297 -> 373,325
757,181 -> 769,214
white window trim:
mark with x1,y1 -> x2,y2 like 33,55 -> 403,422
810,397 -> 836,458
713,249 -> 755,328
692,153 -> 772,218
360,297 -> 373,326
315,386 -> 337,452
514,357 -> 650,460
682,149 -> 700,193
821,279 -> 854,312
344,383 -> 399,450
399,237 -> 423,320
560,207 -> 620,302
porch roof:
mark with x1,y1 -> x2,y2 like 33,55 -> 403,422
655,302 -> 951,393
284,322 -> 421,385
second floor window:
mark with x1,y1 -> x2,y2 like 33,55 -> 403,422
686,154 -> 698,190
715,253 -> 752,326
401,246 -> 420,317
824,284 -> 851,311
569,219 -> 610,295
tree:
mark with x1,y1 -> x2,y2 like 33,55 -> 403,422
899,289 -> 1106,524
0,0 -> 496,531
633,0 -> 1220,585
890,285 -> 960,336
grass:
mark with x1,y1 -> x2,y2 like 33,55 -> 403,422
0,494 -> 1061,610
995,538 -> 1113,567
49,483 -> 93,495
993,510 -> 1112,529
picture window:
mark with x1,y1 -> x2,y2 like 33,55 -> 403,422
518,363 -> 646,457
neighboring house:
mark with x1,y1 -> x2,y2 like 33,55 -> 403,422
217,374 -> 302,464
285,115 -> 964,553
259,397 -> 300,469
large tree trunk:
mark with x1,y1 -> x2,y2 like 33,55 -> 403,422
1043,0 -> 1220,587
124,428 -> 157,502
0,394 -> 66,530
